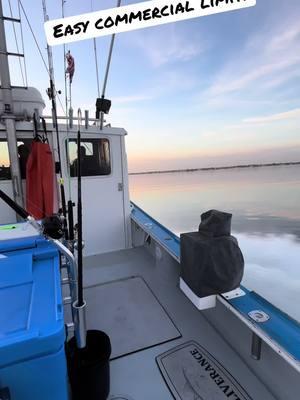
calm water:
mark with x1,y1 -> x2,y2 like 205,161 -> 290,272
129,165 -> 300,322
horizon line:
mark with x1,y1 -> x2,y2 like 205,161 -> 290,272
129,161 -> 300,176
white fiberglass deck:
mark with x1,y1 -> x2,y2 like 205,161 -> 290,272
75,245 -> 276,400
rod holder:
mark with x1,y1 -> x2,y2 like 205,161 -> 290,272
69,107 -> 73,129
61,277 -> 70,285
66,322 -> 75,331
85,110 -> 89,129
51,108 -> 56,128
73,300 -> 87,349
53,239 -> 77,303
251,332 -> 262,360
63,296 -> 72,305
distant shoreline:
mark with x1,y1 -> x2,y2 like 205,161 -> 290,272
129,161 -> 300,176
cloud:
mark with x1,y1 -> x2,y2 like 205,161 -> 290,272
268,25 -> 300,53
208,57 -> 300,97
244,108 -> 300,124
128,24 -> 204,67
260,68 -> 300,90
206,13 -> 300,101
114,94 -> 152,104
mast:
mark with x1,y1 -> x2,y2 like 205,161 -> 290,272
0,0 -> 24,208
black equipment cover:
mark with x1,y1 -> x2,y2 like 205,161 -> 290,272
180,210 -> 244,297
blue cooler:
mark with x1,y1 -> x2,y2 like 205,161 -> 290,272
0,223 -> 69,400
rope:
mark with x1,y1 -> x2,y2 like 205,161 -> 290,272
8,0 -> 25,86
18,0 -> 65,114
18,1 -> 49,74
17,0 -> 28,87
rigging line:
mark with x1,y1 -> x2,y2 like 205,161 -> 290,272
8,0 -> 25,86
91,0 -> 100,98
101,0 -> 122,98
18,0 -> 66,114
18,0 -> 49,74
17,0 -> 28,87
93,38 -> 100,98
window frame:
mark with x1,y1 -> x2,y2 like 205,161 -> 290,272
0,137 -> 34,181
65,137 -> 112,179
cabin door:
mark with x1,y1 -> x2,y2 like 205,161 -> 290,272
63,133 -> 128,256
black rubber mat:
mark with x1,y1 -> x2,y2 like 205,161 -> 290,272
156,341 -> 253,400
85,276 -> 181,359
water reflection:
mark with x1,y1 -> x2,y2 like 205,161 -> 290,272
238,233 -> 300,321
129,165 -> 300,322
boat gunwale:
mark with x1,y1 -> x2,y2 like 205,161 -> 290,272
130,201 -> 300,373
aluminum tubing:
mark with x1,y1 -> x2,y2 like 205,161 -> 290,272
73,300 -> 87,349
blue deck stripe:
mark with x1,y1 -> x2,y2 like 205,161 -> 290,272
130,202 -> 300,361
131,202 -> 180,260
229,287 -> 300,360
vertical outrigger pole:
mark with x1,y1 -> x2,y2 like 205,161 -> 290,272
42,0 -> 68,239
99,0 -> 122,129
0,0 -> 24,210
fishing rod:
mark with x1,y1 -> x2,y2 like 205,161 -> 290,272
76,109 -> 84,307
66,109 -> 110,400
62,0 -> 75,242
42,0 -> 69,240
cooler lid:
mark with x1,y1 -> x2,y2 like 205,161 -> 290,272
0,222 -> 40,252
0,232 -> 65,368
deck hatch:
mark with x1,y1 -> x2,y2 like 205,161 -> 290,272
83,276 -> 181,359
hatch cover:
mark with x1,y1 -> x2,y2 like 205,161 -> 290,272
83,276 -> 181,359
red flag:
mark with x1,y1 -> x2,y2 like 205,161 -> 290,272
66,51 -> 75,83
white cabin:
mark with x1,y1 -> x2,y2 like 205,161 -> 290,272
0,87 -> 131,256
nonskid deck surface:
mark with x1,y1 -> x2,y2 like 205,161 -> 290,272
84,276 -> 181,359
74,246 -> 276,400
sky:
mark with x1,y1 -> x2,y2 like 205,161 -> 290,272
1,0 -> 300,172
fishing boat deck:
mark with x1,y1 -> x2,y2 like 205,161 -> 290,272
70,245 -> 277,400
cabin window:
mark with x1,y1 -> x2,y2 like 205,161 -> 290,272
0,139 -> 32,180
66,138 -> 111,177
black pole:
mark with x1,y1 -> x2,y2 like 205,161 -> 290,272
0,189 -> 29,219
77,119 -> 83,307
49,79 -> 69,240
68,199 -> 74,241
60,181 -> 69,240
66,112 -> 111,398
